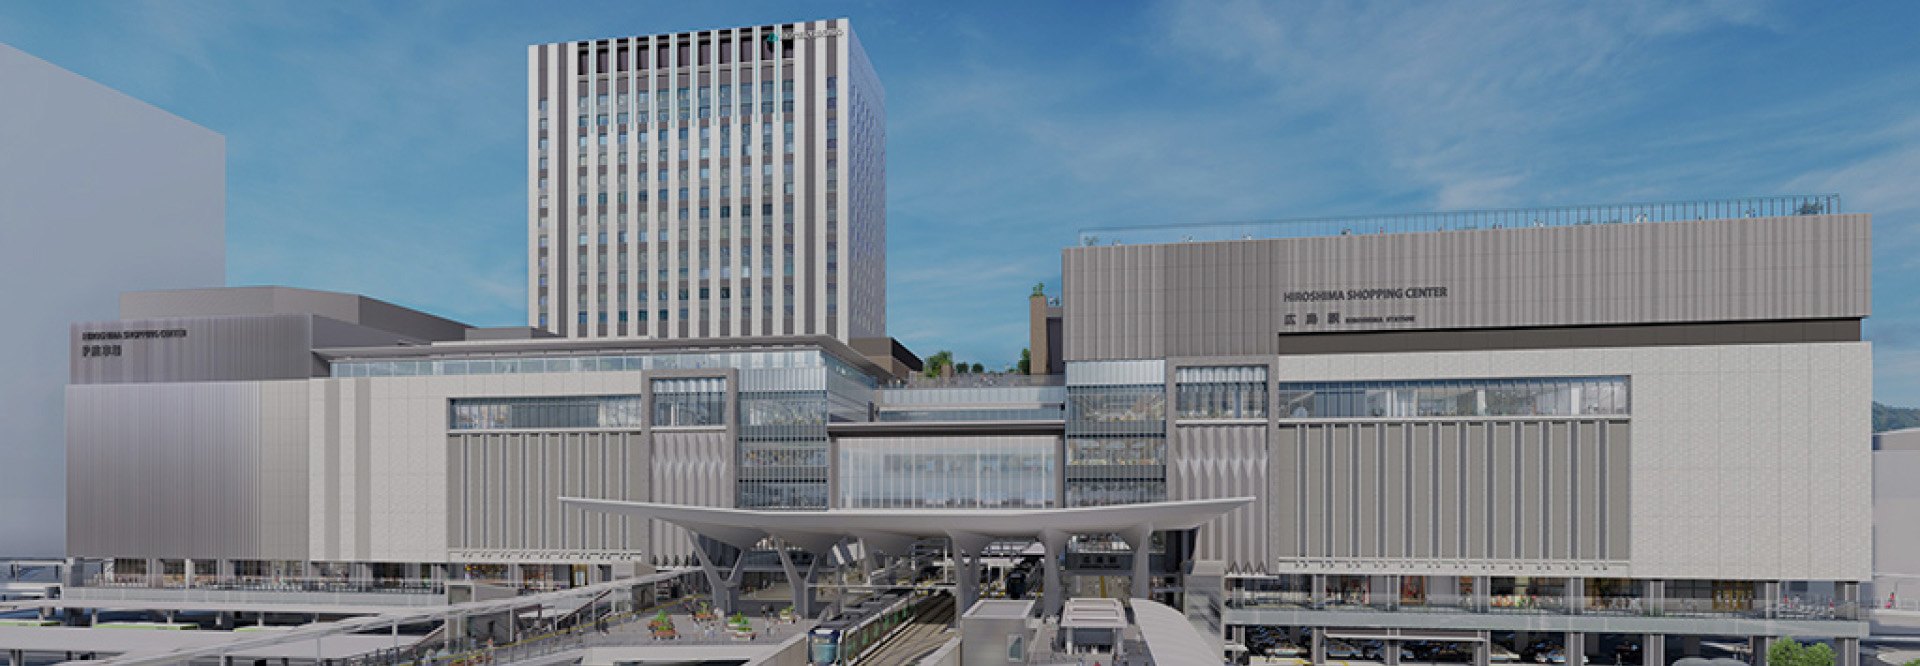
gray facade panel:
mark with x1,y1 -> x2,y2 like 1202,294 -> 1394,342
1466,422 -> 1489,561
447,430 -> 647,560
1276,418 -> 1628,571
1578,422 -> 1601,561
1410,424 -> 1434,560
1549,422 -> 1572,561
1521,424 -> 1543,561
1064,215 -> 1871,361
1383,424 -> 1407,559
1607,422 -> 1632,560
66,382 -> 308,561
1437,425 -> 1461,560
1273,426 -> 1298,559
72,315 -> 315,385
1493,424 -> 1517,560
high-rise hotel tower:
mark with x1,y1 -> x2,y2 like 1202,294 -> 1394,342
528,19 -> 885,342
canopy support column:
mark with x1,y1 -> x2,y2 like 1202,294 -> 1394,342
1042,528 -> 1068,618
1121,523 -> 1154,600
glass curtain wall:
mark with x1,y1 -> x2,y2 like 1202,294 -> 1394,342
739,389 -> 830,509
450,395 -> 645,429
651,377 -> 726,426
1274,377 -> 1629,419
1175,366 -> 1268,420
1067,375 -> 1167,506
838,436 -> 1056,509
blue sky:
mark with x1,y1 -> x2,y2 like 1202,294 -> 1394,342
5,1 -> 1920,402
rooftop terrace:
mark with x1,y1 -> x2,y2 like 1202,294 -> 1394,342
1077,194 -> 1842,247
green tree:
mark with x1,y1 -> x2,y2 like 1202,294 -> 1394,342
1017,348 -> 1031,375
923,350 -> 954,378
970,362 -> 984,374
1768,637 -> 1835,666
1874,401 -> 1920,432
1032,282 -> 1046,297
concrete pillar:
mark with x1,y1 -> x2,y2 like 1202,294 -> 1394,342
1041,529 -> 1067,619
687,537 -> 739,616
1837,637 -> 1860,666
1310,627 -> 1325,666
1569,578 -> 1585,615
1751,636 -> 1774,666
1565,631 -> 1585,666
1474,630 -> 1491,666
1128,527 -> 1153,601
184,559 -> 195,588
775,546 -> 811,619
1762,581 -> 1782,619
7,649 -> 22,666
146,557 -> 160,587
1839,582 -> 1862,620
956,550 -> 979,618
1312,574 -> 1327,608
446,614 -> 466,649
1385,575 -> 1401,610
1473,576 -> 1490,613
1385,639 -> 1402,666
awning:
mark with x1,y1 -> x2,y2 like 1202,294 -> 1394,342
560,497 -> 1254,554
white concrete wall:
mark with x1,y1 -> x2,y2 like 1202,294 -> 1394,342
1274,342 -> 1873,581
2,43 -> 224,558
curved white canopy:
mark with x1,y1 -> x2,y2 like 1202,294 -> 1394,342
561,496 -> 1254,553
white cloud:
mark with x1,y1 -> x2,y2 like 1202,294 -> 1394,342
1153,0 -> 1784,209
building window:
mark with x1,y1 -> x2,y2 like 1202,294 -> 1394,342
450,395 -> 644,430
652,377 -> 726,426
1273,376 -> 1631,419
1175,366 -> 1269,420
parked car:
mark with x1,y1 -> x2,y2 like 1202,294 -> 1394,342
1362,640 -> 1416,661
1327,640 -> 1366,659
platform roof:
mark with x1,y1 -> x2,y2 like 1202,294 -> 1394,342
560,497 -> 1254,554
1132,599 -> 1224,665
1060,598 -> 1128,630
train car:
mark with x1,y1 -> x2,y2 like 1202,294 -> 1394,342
807,589 -> 938,664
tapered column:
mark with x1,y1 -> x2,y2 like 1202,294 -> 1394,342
1041,529 -> 1068,618
1120,523 -> 1153,600
947,530 -> 992,619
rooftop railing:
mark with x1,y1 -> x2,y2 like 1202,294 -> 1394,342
884,373 -> 1065,389
1077,194 -> 1843,247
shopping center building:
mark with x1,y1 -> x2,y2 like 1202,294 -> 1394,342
62,196 -> 1873,663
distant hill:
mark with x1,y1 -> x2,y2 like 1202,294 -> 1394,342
1874,402 -> 1920,433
